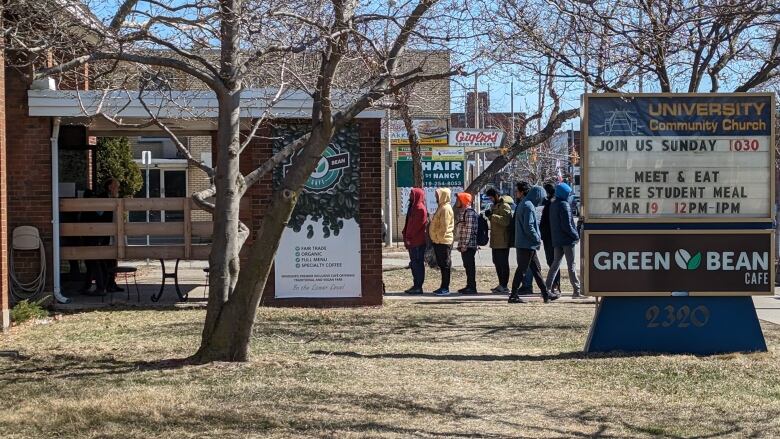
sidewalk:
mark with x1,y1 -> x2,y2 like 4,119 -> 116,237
754,295 -> 780,325
385,291 -> 596,304
383,244 -> 581,270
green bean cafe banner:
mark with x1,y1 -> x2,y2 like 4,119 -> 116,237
273,125 -> 361,298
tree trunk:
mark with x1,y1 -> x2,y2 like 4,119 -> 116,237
399,106 -> 423,187
191,189 -> 298,362
196,89 -> 243,355
192,128 -> 334,362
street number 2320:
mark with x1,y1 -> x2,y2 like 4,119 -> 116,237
645,305 -> 710,328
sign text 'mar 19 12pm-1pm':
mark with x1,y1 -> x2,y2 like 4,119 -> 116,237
583,94 -> 775,221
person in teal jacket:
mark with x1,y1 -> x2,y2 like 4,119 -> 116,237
509,182 -> 557,304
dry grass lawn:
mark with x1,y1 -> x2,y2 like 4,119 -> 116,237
1,293 -> 780,438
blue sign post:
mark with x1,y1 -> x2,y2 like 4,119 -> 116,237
586,296 -> 766,354
582,93 -> 775,355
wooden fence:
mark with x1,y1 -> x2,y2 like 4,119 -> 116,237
59,198 -> 213,260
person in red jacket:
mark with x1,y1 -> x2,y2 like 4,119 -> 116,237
402,188 -> 428,294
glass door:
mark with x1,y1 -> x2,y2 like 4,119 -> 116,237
128,168 -> 186,245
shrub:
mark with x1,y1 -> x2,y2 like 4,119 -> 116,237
10,298 -> 49,325
96,137 -> 143,197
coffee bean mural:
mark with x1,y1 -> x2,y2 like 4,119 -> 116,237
273,124 -> 360,239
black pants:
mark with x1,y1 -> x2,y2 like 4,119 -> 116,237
492,248 -> 510,288
85,260 -> 112,292
460,248 -> 477,289
542,238 -> 560,290
512,249 -> 548,294
408,245 -> 426,288
433,244 -> 452,290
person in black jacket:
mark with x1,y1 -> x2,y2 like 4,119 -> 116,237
539,183 -> 560,294
83,179 -> 123,296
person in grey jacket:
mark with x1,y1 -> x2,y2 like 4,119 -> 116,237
509,182 -> 557,304
546,182 -> 582,298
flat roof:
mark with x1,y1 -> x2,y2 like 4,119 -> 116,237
28,89 -> 385,133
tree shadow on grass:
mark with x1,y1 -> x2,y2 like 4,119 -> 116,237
0,352 -> 194,384
561,406 -> 775,439
314,392 -> 764,439
308,349 -> 667,362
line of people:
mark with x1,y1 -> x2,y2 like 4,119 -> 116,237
401,182 -> 582,303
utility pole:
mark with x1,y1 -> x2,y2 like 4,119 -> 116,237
383,0 -> 393,246
509,79 -> 515,195
473,72 -> 481,212
384,112 -> 393,246
638,11 -> 644,93
510,80 -> 515,144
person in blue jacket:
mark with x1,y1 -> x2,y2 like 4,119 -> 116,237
545,182 -> 582,298
509,182 -> 557,304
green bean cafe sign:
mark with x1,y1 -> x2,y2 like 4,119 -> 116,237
273,125 -> 361,299
585,231 -> 773,296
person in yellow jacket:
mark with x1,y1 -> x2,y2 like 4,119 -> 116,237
429,188 -> 454,296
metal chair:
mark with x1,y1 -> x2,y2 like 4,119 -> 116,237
111,266 -> 141,303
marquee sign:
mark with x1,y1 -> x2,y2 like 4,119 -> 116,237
582,93 -> 775,354
583,93 -> 775,222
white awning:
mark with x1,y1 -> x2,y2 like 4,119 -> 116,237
28,88 -> 385,133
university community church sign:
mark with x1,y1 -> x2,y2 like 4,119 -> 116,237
581,93 -> 775,354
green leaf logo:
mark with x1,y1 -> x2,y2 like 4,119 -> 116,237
687,252 -> 702,270
674,249 -> 702,270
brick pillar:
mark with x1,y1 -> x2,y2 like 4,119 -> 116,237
0,38 -> 9,329
5,68 -> 54,296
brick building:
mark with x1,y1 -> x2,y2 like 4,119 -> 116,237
0,65 -> 387,328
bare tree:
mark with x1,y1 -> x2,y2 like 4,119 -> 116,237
394,87 -> 424,188
466,0 -> 780,193
497,0 -> 780,93
466,62 -> 578,193
6,0 -> 477,362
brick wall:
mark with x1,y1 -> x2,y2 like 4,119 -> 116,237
187,136 -> 213,222
222,120 -> 383,306
5,67 -> 54,295
0,42 -> 8,329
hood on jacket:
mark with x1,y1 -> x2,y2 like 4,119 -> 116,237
409,187 -> 427,210
435,188 -> 452,206
456,192 -> 472,208
498,194 -> 514,205
555,182 -> 572,200
523,185 -> 546,207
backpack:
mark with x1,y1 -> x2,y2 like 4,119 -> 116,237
476,214 -> 489,246
507,209 -> 516,248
